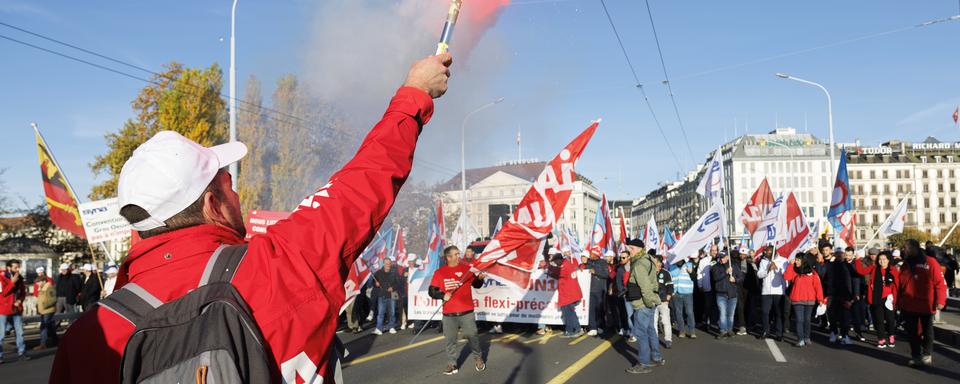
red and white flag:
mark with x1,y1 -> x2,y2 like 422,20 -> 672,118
953,106 -> 959,124
838,211 -> 857,248
472,121 -> 599,288
741,178 -> 775,240
340,257 -> 372,314
394,227 -> 408,265
774,192 -> 811,260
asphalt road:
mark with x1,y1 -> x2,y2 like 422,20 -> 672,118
5,321 -> 959,383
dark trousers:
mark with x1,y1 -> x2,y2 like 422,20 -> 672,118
902,311 -> 934,358
39,313 -> 58,346
588,291 -> 604,331
851,299 -> 867,334
761,295 -> 784,337
700,290 -> 718,328
608,294 -> 628,332
734,285 -> 748,329
561,301 -> 582,335
828,298 -> 851,335
870,304 -> 896,340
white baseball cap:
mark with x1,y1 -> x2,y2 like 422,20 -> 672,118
118,131 -> 247,231
36,266 -> 45,274
81,263 -> 94,271
59,263 -> 70,271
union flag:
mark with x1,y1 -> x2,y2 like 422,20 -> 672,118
35,126 -> 86,239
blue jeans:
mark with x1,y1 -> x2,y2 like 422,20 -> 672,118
0,314 -> 25,357
561,301 -> 581,335
622,298 -> 635,335
39,313 -> 58,346
632,306 -> 661,366
376,296 -> 396,331
672,294 -> 695,334
794,304 -> 814,342
716,295 -> 738,334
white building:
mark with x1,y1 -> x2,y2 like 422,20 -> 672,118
436,160 -> 602,243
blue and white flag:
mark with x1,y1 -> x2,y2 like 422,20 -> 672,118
827,150 -> 852,231
696,146 -> 725,205
667,201 -> 725,265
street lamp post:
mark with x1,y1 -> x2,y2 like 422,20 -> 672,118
776,72 -> 835,241
229,0 -> 239,190
460,98 -> 505,232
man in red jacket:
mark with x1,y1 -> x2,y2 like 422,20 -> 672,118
898,239 -> 947,368
50,53 -> 453,383
1,259 -> 27,362
428,246 -> 487,376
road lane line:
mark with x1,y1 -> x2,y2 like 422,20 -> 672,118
546,336 -> 619,384
765,339 -> 787,362
492,333 -> 522,343
343,335 -> 444,367
567,333 -> 590,345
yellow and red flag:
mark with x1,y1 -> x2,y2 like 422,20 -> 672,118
34,126 -> 86,239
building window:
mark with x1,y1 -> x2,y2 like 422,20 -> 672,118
871,185 -> 878,194
939,184 -> 945,193
924,198 -> 930,207
873,214 -> 879,223
938,170 -> 944,178
869,170 -> 875,179
883,185 -> 890,194
924,184 -> 930,193
940,198 -> 945,207
953,198 -> 958,207
923,170 -> 929,178
905,170 -> 911,178
896,170 -> 902,179
940,213 -> 946,223
859,214 -> 866,223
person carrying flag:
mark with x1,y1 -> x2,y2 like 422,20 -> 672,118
428,246 -> 488,375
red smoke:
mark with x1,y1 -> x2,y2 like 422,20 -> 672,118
436,0 -> 510,59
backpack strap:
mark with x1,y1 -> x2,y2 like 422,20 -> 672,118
198,244 -> 249,287
98,283 -> 163,327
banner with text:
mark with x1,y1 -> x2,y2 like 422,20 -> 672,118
78,198 -> 131,244
407,270 -> 590,325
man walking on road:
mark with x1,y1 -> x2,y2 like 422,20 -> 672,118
625,239 -> 665,374
373,258 -> 401,335
1,259 -> 27,362
585,249 -> 609,336
428,246 -> 487,375
898,239 -> 947,368
550,251 -> 584,338
51,53 -> 453,383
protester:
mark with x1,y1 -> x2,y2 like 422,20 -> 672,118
824,248 -> 855,345
625,239 -> 665,375
846,247 -> 868,342
373,258 -> 401,335
51,53 -> 454,382
1,259 -> 27,362
428,246 -> 487,375
652,254 -> 674,348
613,251 -> 633,340
697,246 -> 718,331
550,251 -> 584,338
733,249 -> 755,336
101,264 -> 119,297
897,239 -> 947,368
711,250 -> 743,339
35,267 -> 58,350
784,252 -> 826,347
77,264 -> 101,311
584,249 -> 609,336
854,249 -> 899,348
756,249 -> 788,341
54,263 -> 81,317
669,258 -> 696,339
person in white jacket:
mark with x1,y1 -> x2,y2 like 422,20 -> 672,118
756,247 -> 789,341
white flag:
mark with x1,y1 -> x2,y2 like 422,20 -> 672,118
667,202 -> 725,265
451,212 -> 480,252
751,194 -> 785,249
696,146 -> 725,205
644,216 -> 660,251
879,196 -> 909,237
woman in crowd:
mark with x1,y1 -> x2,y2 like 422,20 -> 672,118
784,251 -> 826,348
854,250 -> 899,348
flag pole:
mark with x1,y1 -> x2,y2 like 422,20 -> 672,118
939,219 -> 960,247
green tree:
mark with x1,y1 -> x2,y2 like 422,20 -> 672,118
90,62 -> 227,199
888,227 -> 932,249
268,75 -> 321,210
237,75 -> 271,213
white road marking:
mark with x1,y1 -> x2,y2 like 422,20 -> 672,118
765,339 -> 787,363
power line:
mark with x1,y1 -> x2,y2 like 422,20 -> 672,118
597,0 -> 683,172
0,30 -> 461,179
643,0 -> 695,162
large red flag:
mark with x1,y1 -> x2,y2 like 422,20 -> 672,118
473,121 -> 599,288
839,211 -> 857,248
618,208 -> 628,245
394,227 -> 408,265
775,192 -> 811,260
35,127 -> 85,239
741,178 -> 774,238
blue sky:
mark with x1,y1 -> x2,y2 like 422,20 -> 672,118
2,0 -> 960,210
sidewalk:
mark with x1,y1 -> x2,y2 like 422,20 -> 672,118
935,294 -> 960,348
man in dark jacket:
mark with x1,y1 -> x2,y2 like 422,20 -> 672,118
825,248 -> 855,344
55,264 -> 82,316
585,250 -> 610,336
373,258 -> 402,335
78,264 -> 102,311
711,250 -> 744,339
615,251 -> 633,339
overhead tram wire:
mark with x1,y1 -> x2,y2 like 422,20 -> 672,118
643,0 -> 695,163
597,0 -> 683,173
0,31 -> 462,180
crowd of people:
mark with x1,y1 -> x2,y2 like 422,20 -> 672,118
339,233 -> 958,375
0,259 -> 119,363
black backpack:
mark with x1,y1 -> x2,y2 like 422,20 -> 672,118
98,244 -> 274,384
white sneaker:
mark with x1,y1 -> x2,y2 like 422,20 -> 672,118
400,324 -> 406,330
587,329 -> 598,336
841,336 -> 852,345
389,328 -> 397,334
373,329 -> 383,335
366,314 -> 373,321
829,333 -> 837,343
628,336 -> 637,343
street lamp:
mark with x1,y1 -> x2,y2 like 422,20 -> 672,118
229,0 -> 239,190
777,73 -> 837,242
460,97 -> 505,230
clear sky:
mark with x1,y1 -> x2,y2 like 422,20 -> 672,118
2,0 -> 959,210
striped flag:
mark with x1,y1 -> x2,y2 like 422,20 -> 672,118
34,125 -> 85,239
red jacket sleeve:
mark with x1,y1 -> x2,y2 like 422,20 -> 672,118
783,263 -> 797,283
853,258 -> 874,277
931,259 -> 948,308
259,86 -> 433,302
814,274 -> 825,304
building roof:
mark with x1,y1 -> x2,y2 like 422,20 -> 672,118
436,161 -> 592,192
0,216 -> 31,232
0,237 -> 56,255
